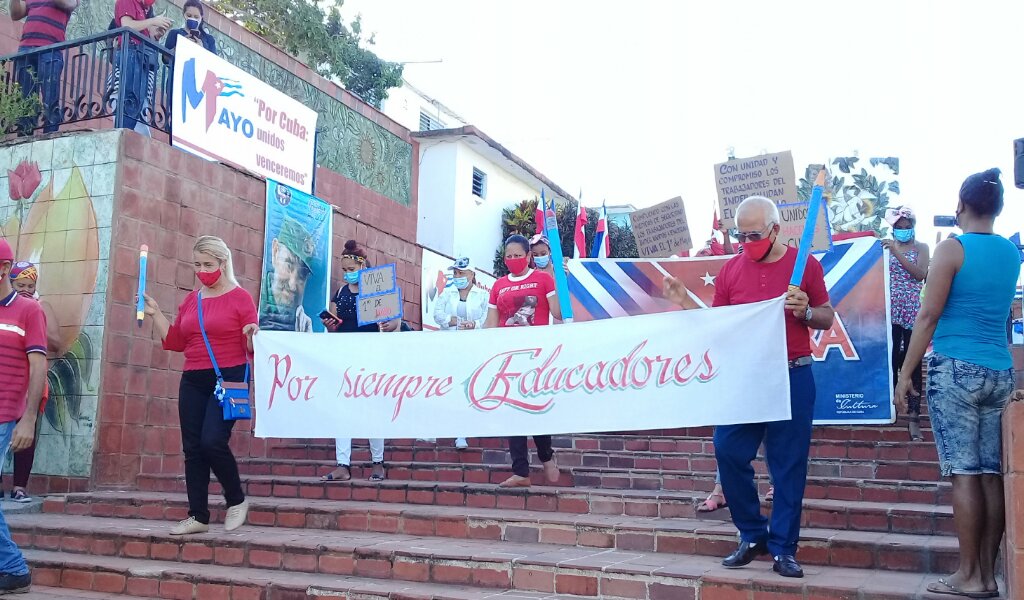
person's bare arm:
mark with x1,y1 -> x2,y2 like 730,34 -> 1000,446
41,301 -> 62,356
11,352 -> 46,452
664,276 -> 702,310
54,0 -> 78,11
483,307 -> 499,329
121,14 -> 172,34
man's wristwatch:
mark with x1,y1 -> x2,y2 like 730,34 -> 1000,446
803,307 -> 813,322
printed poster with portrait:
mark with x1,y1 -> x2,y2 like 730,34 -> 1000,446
259,180 -> 333,333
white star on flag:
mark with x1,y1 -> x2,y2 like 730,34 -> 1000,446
701,272 -> 716,286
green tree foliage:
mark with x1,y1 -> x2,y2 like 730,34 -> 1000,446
208,0 -> 402,107
493,199 -> 639,276
0,72 -> 41,135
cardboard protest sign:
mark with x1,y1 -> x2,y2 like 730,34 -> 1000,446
630,197 -> 692,258
357,288 -> 404,326
715,151 -> 797,229
776,201 -> 832,253
359,264 -> 398,295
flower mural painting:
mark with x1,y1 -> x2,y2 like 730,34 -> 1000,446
8,161 -> 42,201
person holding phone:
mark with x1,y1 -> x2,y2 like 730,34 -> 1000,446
163,0 -> 216,54
141,236 -> 257,536
111,0 -> 172,135
319,240 -> 397,482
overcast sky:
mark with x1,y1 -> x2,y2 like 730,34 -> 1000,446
341,0 -> 1023,246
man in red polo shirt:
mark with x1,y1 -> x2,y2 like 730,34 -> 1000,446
0,239 -> 47,593
110,0 -> 171,134
9,0 -> 79,135
665,196 -> 834,579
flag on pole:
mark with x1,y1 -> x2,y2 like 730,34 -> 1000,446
573,193 -> 588,259
591,201 -> 610,259
540,189 -> 574,322
534,203 -> 545,237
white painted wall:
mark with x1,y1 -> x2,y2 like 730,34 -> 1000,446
381,84 -> 465,132
450,142 -> 542,271
417,141 -> 459,257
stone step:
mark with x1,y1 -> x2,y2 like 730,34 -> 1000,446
269,428 -> 936,460
134,472 -> 952,524
237,453 -> 943,482
223,459 -> 948,498
14,588 -> 152,599
14,516 -> 961,596
33,493 -> 957,570
24,549 -> 590,599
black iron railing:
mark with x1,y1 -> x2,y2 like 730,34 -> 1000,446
0,28 -> 174,136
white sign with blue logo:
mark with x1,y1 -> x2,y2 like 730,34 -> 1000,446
170,39 -> 319,194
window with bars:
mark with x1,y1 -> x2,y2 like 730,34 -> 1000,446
471,168 -> 487,199
419,110 -> 444,131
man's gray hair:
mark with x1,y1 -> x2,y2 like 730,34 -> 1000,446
736,196 -> 781,227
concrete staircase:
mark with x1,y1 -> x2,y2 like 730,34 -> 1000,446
6,413 -> 976,599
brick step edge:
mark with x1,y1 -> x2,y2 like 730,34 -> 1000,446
22,548 -> 963,600
135,471 -> 954,513
15,586 -> 153,600
10,511 -> 960,574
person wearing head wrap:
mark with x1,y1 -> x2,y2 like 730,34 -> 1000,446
881,207 -> 930,440
5,261 -> 59,503
260,217 -> 315,332
895,169 -> 1020,599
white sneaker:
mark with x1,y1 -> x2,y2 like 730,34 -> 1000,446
224,499 -> 249,531
455,438 -> 469,449
170,517 -> 209,536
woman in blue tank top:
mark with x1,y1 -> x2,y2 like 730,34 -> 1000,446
895,168 -> 1019,599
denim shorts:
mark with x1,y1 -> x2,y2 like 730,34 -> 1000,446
927,353 -> 1015,476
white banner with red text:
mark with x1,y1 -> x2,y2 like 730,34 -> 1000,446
252,297 -> 791,439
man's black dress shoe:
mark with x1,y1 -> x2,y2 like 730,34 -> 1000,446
773,555 -> 804,578
721,540 -> 768,568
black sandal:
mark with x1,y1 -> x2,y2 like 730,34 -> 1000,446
369,461 -> 386,481
322,465 -> 351,481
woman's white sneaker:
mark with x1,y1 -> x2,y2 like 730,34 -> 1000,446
225,499 -> 249,531
170,517 -> 209,536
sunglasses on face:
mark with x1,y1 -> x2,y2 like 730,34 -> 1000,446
731,225 -> 773,243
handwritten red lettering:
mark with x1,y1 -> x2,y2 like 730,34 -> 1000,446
339,368 -> 455,422
268,353 -> 318,410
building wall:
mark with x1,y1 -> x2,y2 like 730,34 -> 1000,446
416,142 -> 458,258
380,84 -> 466,134
0,131 -> 119,493
93,131 -> 421,489
451,142 -> 538,271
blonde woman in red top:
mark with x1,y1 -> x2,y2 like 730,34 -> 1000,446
142,236 -> 257,535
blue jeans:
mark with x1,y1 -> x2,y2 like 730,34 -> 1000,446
927,353 -> 1015,477
15,48 -> 64,135
715,365 -> 815,557
0,421 -> 29,576
110,47 -> 157,135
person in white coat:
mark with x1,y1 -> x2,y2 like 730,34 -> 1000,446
432,256 -> 488,449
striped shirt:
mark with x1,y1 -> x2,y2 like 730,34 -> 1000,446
0,291 -> 47,423
19,0 -> 72,50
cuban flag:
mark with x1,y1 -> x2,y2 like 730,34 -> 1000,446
573,194 -> 588,259
590,202 -> 609,259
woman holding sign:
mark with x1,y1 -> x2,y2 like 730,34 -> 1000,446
484,234 -> 564,487
141,236 -> 257,536
320,240 -> 396,482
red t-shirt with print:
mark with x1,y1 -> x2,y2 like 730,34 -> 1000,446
712,246 -> 829,360
489,269 -> 556,328
0,291 -> 48,423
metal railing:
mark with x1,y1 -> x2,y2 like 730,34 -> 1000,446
0,28 -> 174,136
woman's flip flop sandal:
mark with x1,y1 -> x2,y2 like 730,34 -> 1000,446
696,492 -> 727,513
926,578 -> 998,598
321,465 -> 351,482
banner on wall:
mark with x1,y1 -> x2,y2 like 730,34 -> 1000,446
253,297 -> 792,438
421,249 -> 497,331
171,39 -> 319,194
567,237 -> 895,424
258,180 -> 333,333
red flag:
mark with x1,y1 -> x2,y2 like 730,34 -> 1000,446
535,205 -> 545,237
573,201 -> 588,259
